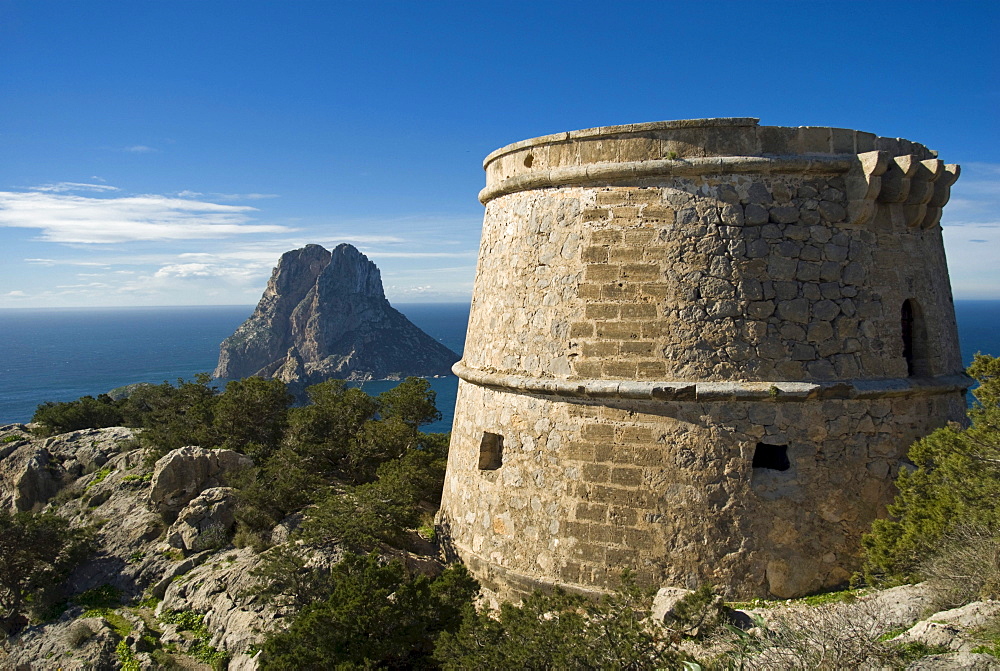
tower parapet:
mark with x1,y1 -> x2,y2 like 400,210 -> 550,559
438,118 -> 967,600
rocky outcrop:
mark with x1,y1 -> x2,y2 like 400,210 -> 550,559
213,243 -> 459,384
165,486 -> 238,553
149,446 -> 251,518
0,425 -> 136,513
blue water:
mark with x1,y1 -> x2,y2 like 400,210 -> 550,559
0,300 -> 997,430
0,303 -> 469,432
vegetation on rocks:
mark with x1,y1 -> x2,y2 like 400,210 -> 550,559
0,510 -> 93,635
861,354 -> 1000,589
7,356 -> 1000,669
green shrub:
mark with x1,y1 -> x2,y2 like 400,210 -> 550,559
74,584 -> 123,610
259,553 -> 478,669
0,510 -> 94,632
435,575 -> 695,670
32,394 -> 123,436
116,640 -> 141,671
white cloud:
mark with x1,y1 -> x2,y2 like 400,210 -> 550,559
124,145 -> 156,153
0,190 -> 294,243
5,290 -> 26,297
942,162 -> 1000,227
367,251 -> 478,259
33,182 -> 120,193
213,193 -> 280,201
943,224 -> 1000,299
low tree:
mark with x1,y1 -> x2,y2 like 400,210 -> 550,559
213,376 -> 294,459
0,511 -> 93,635
862,354 -> 1000,585
378,376 -> 441,431
284,380 -> 380,481
301,460 -> 421,552
31,394 -> 123,436
121,374 -> 221,457
259,553 -> 478,669
434,576 -> 696,670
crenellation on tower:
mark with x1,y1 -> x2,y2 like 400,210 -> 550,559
438,118 -> 969,601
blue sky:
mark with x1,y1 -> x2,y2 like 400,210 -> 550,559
1,0 -> 997,307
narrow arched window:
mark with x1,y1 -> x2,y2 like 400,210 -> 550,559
901,299 -> 930,377
901,299 -> 915,376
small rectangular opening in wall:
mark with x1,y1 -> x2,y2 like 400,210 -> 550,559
479,432 -> 504,470
752,442 -> 790,471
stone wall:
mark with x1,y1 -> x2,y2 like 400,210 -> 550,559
438,118 -> 968,600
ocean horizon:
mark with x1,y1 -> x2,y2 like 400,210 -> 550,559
1,300 -> 998,431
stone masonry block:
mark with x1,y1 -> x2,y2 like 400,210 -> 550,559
620,340 -> 656,356
595,321 -> 644,339
603,361 -> 638,378
582,341 -> 619,357
582,207 -> 610,222
585,303 -> 620,319
591,229 -> 623,244
582,463 -> 610,483
582,245 -> 610,263
610,205 -> 640,221
575,502 -> 608,522
609,246 -> 645,263
611,467 -> 643,487
596,191 -> 630,206
582,424 -> 615,440
584,264 -> 620,282
623,228 -> 658,245
621,264 -> 661,281
620,303 -> 658,319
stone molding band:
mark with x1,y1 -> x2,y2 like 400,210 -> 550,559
452,361 -> 971,403
479,155 -> 857,204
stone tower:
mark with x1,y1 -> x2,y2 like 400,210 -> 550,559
437,118 -> 969,600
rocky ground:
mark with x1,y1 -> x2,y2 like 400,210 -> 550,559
0,424 -> 360,670
1,423 -> 998,670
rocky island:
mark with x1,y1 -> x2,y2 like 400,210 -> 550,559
214,243 -> 459,386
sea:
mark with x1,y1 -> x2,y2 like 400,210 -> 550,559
1,300 -> 998,432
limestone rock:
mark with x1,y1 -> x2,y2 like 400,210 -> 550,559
166,487 -> 238,553
651,587 -> 693,622
0,444 -> 61,512
895,601 -> 1000,653
213,243 -> 459,384
149,446 -> 252,517
4,614 -> 119,670
906,652 -> 1000,670
862,582 -> 938,628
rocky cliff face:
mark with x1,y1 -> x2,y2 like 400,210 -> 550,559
214,243 -> 459,385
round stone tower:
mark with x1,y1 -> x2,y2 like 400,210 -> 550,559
437,118 -> 968,600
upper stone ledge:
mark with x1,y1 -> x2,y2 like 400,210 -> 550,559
482,118 -> 937,185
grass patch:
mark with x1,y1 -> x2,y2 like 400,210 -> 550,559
75,584 -> 123,610
116,640 -> 141,671
85,466 -> 114,491
122,472 -> 152,485
892,641 -> 951,663
729,587 -> 865,610
877,625 -> 909,642
82,608 -> 132,637
1,434 -> 25,443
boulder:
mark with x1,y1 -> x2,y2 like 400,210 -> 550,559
166,486 -> 238,553
4,614 -> 119,670
0,445 -> 61,512
863,582 -> 939,628
149,446 -> 252,517
906,652 -> 1000,670
895,601 -> 1000,653
651,587 -> 693,623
